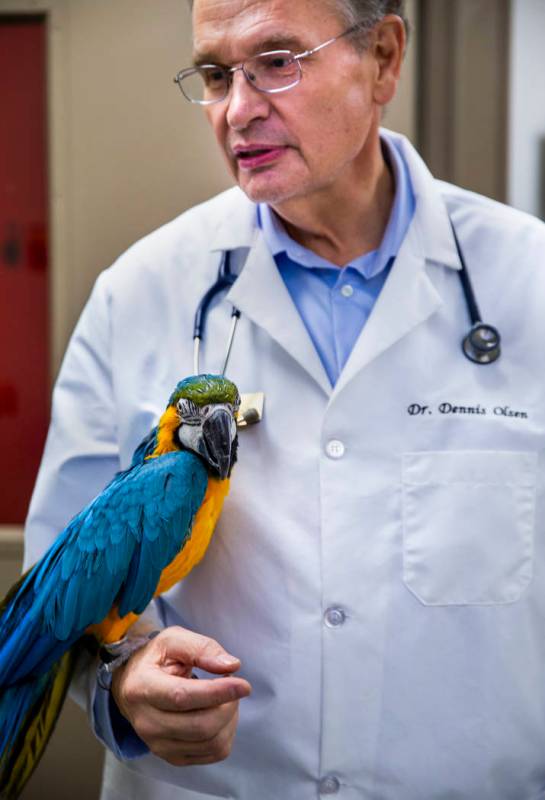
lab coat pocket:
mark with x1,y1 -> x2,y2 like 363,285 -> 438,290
402,451 -> 536,605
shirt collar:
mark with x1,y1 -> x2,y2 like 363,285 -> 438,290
257,133 -> 415,279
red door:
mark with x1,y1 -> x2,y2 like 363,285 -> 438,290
0,15 -> 49,524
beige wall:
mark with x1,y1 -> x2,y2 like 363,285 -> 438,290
1,0 -> 234,375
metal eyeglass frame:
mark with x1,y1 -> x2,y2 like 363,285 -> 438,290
174,24 -> 360,105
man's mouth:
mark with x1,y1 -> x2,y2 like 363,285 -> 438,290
234,146 -> 287,170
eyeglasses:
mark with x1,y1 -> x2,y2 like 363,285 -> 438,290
174,25 -> 360,106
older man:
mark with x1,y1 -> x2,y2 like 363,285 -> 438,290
25,0 -> 545,798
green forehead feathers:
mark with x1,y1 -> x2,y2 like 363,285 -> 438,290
168,374 -> 240,408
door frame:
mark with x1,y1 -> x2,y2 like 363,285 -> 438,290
1,3 -> 71,379
0,3 -> 70,541
416,0 -> 511,202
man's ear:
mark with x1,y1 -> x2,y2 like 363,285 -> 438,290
370,14 -> 406,107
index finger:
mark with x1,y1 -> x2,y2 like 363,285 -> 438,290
149,671 -> 252,713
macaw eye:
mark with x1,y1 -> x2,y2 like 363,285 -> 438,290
177,399 -> 200,424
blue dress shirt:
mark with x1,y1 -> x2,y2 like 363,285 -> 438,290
258,136 -> 416,386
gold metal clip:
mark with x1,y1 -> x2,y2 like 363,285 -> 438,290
237,392 -> 265,427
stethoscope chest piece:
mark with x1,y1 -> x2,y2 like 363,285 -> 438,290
462,322 -> 501,365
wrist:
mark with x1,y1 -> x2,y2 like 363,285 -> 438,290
97,630 -> 160,692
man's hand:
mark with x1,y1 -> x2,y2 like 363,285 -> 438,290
111,626 -> 252,766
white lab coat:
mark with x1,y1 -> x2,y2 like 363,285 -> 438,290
25,130 -> 545,800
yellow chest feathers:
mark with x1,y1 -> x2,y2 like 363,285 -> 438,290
91,475 -> 230,644
155,476 -> 230,593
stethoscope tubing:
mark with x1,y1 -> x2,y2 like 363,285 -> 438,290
193,250 -> 241,375
193,221 -> 502,373
193,251 -> 237,341
449,220 -> 501,364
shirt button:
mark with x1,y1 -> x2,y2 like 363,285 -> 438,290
340,283 -> 354,298
325,440 -> 345,459
324,607 -> 346,628
319,776 -> 340,794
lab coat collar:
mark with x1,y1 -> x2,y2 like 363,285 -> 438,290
388,130 -> 462,272
207,130 -> 463,273
208,190 -> 333,394
206,130 -> 463,396
225,230 -> 332,395
332,132 -> 463,396
208,187 -> 257,253
331,220 -> 443,398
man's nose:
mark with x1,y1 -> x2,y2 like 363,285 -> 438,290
226,69 -> 270,131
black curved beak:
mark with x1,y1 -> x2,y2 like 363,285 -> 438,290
201,408 -> 234,480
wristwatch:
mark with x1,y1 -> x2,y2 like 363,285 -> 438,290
97,630 -> 160,690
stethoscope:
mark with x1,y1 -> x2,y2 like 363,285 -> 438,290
450,221 -> 501,365
193,222 -> 502,391
193,251 -> 264,427
193,250 -> 240,377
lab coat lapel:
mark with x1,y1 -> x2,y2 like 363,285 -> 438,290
332,224 -> 442,398
206,135 -> 462,400
225,232 -> 332,395
333,132 -> 463,399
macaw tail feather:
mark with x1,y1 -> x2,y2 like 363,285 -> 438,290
0,646 -> 78,800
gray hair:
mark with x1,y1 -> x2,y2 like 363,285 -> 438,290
330,0 -> 409,40
188,0 -> 409,42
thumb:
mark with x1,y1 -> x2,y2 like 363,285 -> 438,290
158,626 -> 242,675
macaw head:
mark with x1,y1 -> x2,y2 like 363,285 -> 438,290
166,374 -> 240,480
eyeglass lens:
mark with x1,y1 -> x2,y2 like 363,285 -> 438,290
180,51 -> 301,103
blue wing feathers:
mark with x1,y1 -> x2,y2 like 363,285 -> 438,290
0,450 -> 208,685
0,377 -> 239,795
130,426 -> 159,466
117,455 -> 207,617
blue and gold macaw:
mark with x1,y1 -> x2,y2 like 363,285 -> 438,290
0,374 -> 240,799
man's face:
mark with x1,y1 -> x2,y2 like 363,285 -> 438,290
192,0 -> 383,206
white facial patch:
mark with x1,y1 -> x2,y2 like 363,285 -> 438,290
177,422 -> 203,452
176,402 -> 237,453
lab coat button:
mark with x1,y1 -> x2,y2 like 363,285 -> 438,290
319,775 -> 340,794
340,283 -> 354,298
326,440 -> 345,459
324,607 -> 346,627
